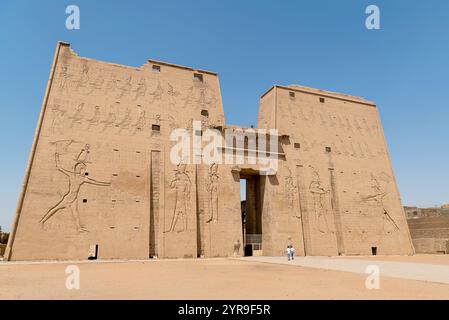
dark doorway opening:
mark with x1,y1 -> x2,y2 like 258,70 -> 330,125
240,173 -> 263,256
371,247 -> 377,256
88,244 -> 98,260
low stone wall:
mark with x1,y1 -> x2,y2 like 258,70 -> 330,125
407,216 -> 449,254
411,238 -> 449,254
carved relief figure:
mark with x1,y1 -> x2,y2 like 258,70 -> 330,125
39,148 -> 111,233
134,77 -> 147,100
69,103 -> 85,128
100,104 -> 117,132
284,168 -> 296,210
118,107 -> 132,134
165,162 -> 191,233
167,83 -> 181,109
57,64 -> 70,93
104,74 -> 118,95
206,163 -> 219,223
74,61 -> 90,93
116,76 -> 132,99
132,108 -> 146,135
86,106 -> 101,130
87,73 -> 104,95
309,168 -> 331,233
148,81 -> 163,104
50,103 -> 66,134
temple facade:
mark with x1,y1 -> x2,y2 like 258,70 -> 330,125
5,42 -> 414,261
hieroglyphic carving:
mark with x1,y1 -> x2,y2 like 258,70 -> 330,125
50,101 -> 67,134
165,162 -> 191,233
40,144 -> 111,233
309,167 -> 331,233
284,168 -> 297,209
206,163 -> 219,223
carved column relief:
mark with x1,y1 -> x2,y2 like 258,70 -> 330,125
329,168 -> 345,255
149,151 -> 160,258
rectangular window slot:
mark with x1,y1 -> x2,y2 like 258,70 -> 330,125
152,124 -> 161,131
201,109 -> 209,117
194,73 -> 203,82
84,172 -> 89,176
325,147 -> 332,153
112,174 -> 118,177
294,143 -> 301,149
83,199 -> 88,203
113,149 -> 119,152
319,97 -> 325,103
152,65 -> 161,72
289,91 -> 295,98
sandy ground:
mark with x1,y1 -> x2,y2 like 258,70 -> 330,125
1,255 -> 449,300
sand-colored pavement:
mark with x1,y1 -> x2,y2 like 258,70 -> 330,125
0,255 -> 449,300
241,256 -> 449,285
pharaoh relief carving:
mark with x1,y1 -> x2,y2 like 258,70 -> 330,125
206,163 -> 219,223
40,141 -> 111,233
308,167 -> 332,234
165,162 -> 191,233
359,172 -> 400,234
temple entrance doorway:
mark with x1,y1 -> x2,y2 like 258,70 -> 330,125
240,172 -> 263,256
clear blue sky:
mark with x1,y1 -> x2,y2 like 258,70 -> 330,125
0,1 -> 448,231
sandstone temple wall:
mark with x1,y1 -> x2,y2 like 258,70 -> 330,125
5,42 -> 414,260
